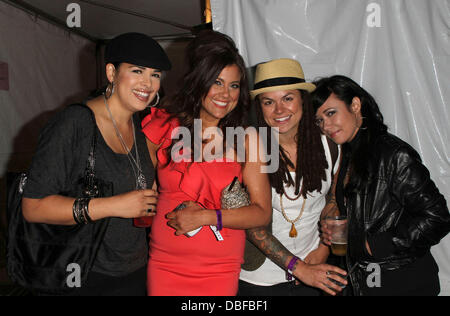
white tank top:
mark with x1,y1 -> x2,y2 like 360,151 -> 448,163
239,134 -> 340,286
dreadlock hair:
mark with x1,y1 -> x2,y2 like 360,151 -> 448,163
311,75 -> 388,192
161,30 -> 250,165
255,89 -> 328,198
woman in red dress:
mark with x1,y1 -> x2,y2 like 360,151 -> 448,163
142,30 -> 272,296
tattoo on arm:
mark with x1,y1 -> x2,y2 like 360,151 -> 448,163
246,226 -> 292,270
322,197 -> 339,219
323,172 -> 339,218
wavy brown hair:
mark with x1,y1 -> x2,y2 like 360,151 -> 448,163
161,30 -> 250,164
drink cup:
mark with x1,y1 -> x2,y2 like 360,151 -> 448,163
133,216 -> 153,228
133,178 -> 154,228
326,216 -> 348,256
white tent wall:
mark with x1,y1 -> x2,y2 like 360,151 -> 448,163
212,0 -> 450,295
0,1 -> 97,175
0,1 -> 192,226
0,1 -> 98,237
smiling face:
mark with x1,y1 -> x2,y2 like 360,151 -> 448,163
200,64 -> 241,128
107,62 -> 161,112
259,89 -> 303,139
314,93 -> 362,144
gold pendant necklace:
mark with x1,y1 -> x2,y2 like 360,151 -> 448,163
279,191 -> 306,238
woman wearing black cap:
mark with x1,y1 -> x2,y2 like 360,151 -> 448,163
20,33 -> 171,295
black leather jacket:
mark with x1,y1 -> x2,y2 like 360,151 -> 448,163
340,132 -> 450,295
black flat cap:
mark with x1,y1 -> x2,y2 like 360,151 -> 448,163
105,32 -> 171,70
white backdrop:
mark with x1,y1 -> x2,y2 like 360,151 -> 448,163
212,0 -> 450,295
0,1 -> 97,176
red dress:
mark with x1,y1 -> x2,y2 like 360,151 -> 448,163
141,108 -> 245,296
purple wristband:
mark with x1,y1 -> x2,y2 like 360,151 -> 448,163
215,209 -> 223,231
286,256 -> 300,281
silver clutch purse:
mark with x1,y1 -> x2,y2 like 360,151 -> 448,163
221,177 -> 250,209
183,177 -> 250,240
221,177 -> 269,271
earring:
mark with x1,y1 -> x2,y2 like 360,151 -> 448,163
105,82 -> 114,99
359,116 -> 368,130
148,92 -> 160,108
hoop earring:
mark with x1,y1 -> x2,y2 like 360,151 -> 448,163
359,116 -> 368,130
148,92 -> 160,108
105,82 -> 114,99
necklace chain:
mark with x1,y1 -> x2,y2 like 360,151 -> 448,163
283,189 -> 302,201
103,95 -> 146,189
279,191 -> 306,224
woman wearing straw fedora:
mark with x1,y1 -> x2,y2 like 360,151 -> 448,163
239,58 -> 347,296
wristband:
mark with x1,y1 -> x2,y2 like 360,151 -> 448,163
215,209 -> 223,231
286,256 -> 300,281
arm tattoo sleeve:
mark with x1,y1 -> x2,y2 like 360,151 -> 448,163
246,226 -> 292,270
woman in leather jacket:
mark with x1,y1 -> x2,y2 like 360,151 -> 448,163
311,75 -> 450,296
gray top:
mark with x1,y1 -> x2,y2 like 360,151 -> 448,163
24,104 -> 154,276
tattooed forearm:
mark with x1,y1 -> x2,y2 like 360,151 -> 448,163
325,190 -> 337,205
246,226 -> 293,269
322,175 -> 340,219
321,199 -> 339,219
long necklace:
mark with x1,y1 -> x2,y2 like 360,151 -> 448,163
279,187 -> 306,238
279,143 -> 307,237
103,95 -> 147,189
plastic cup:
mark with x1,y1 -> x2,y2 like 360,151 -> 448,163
326,216 -> 348,256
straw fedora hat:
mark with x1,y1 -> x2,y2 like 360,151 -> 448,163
250,58 -> 316,99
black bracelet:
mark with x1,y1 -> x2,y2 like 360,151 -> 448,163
72,198 -> 92,225
81,198 -> 93,223
72,198 -> 83,225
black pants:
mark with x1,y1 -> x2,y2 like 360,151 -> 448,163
238,279 -> 321,296
358,252 -> 440,296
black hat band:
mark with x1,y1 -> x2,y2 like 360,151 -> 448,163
254,77 -> 305,90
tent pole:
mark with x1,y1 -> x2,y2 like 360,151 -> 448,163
204,0 -> 212,23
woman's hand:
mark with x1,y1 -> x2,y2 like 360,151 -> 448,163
304,244 -> 330,265
166,201 -> 207,236
320,218 -> 333,246
294,261 -> 347,296
107,189 -> 158,219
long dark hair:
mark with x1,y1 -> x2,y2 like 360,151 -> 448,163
255,90 -> 328,198
162,30 -> 250,163
311,75 -> 388,191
